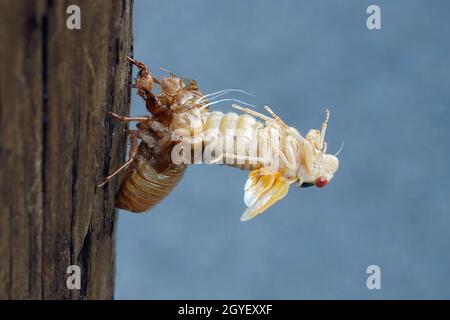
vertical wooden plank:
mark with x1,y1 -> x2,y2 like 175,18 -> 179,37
0,0 -> 133,299
0,0 -> 46,300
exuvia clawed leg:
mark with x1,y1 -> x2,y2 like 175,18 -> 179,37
97,133 -> 139,187
127,56 -> 160,86
127,56 -> 149,74
107,112 -> 149,122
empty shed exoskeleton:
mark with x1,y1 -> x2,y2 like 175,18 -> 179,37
99,57 -> 340,221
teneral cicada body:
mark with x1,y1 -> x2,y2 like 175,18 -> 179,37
99,57 -> 340,221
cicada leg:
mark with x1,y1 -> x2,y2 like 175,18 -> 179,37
127,56 -> 150,77
97,133 -> 139,187
319,109 -> 330,151
127,56 -> 168,117
231,104 -> 272,122
231,104 -> 289,129
127,56 -> 161,107
264,106 -> 288,129
107,112 -> 149,122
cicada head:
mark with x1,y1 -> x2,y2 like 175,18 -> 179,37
314,153 -> 339,188
297,144 -> 339,189
297,109 -> 340,189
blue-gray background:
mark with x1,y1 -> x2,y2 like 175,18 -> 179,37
115,0 -> 450,299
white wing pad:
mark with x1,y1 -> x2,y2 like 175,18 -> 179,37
241,169 -> 292,221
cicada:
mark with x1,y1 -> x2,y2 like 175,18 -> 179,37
99,57 -> 340,221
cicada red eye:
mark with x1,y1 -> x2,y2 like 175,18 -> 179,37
315,176 -> 328,188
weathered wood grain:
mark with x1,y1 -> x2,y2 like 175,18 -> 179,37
0,0 -> 133,299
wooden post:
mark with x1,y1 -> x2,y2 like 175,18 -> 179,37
0,0 -> 133,299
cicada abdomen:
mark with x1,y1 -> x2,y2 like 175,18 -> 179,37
115,143 -> 187,212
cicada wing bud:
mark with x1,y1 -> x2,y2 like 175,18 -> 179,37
241,169 -> 292,221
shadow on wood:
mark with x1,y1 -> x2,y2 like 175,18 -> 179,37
0,0 -> 133,299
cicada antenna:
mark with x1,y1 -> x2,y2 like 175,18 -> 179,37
198,99 -> 256,112
196,89 -> 254,104
334,141 -> 345,156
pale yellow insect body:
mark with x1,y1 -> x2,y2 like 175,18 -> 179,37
170,102 -> 340,221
